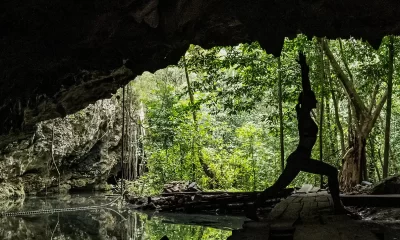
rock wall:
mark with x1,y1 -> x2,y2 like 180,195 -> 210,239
0,95 -> 123,198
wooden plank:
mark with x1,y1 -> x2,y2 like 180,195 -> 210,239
317,190 -> 329,195
299,201 -> 312,220
292,197 -> 303,203
302,196 -> 316,202
270,202 -> 303,231
300,201 -> 320,224
309,187 -> 320,193
316,195 -> 329,202
267,201 -> 289,221
297,184 -> 313,194
285,196 -> 298,203
317,201 -> 330,210
340,194 -> 400,207
305,192 -> 318,197
279,202 -> 304,220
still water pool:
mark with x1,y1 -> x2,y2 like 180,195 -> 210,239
0,194 -> 245,240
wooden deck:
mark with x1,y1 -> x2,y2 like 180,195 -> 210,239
228,191 -> 379,240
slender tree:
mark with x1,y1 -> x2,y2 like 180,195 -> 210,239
383,36 -> 395,178
339,39 -> 355,146
121,85 -> 125,195
328,72 -> 346,157
183,55 -> 216,183
51,120 -> 60,193
318,42 -> 325,188
277,57 -> 285,172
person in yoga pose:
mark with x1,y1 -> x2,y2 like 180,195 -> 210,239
247,53 -> 346,221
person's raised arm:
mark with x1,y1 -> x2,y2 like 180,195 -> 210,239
297,52 -> 311,94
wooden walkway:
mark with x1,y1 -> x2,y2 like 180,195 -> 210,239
228,190 -> 379,240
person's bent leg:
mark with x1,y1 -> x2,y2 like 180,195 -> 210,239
299,159 -> 343,211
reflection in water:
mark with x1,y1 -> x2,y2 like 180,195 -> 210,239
0,195 -> 240,240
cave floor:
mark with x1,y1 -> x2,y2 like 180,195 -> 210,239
228,191 -> 380,240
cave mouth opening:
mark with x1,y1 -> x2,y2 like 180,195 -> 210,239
117,35 -> 398,193
0,35 -> 397,199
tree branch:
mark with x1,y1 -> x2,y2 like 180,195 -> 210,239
365,89 -> 388,135
368,84 -> 380,115
329,70 -> 346,156
339,39 -> 354,82
320,39 -> 368,118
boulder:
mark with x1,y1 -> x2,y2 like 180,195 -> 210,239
371,175 -> 400,195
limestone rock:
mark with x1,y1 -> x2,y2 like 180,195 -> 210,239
0,181 -> 25,199
162,181 -> 202,193
0,95 -> 123,198
371,175 -> 400,195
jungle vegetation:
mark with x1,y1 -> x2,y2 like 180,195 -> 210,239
123,35 -> 400,193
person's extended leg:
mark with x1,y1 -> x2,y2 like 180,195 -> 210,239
247,153 -> 301,220
256,162 -> 300,204
299,159 -> 344,211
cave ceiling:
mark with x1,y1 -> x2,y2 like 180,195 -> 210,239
1,0 -> 400,142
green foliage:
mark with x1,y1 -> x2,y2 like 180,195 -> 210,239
129,35 -> 400,192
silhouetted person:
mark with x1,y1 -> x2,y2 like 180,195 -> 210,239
246,53 -> 346,221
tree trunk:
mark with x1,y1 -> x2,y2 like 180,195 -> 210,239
368,136 -> 381,181
340,133 -> 367,191
326,96 -> 336,163
329,71 -> 345,157
125,85 -> 132,180
51,120 -> 60,194
277,57 -> 285,172
138,101 -> 146,177
347,104 -> 353,146
383,36 -> 394,178
179,143 -> 184,179
318,43 -> 325,188
338,39 -> 355,148
183,56 -> 216,182
251,137 -> 256,191
121,86 -> 125,195
133,121 -> 138,180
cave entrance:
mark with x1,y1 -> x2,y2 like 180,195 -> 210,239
125,35 -> 398,193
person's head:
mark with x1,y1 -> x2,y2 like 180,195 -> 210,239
298,91 -> 317,109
